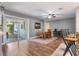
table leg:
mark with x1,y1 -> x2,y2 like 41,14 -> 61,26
63,42 -> 77,56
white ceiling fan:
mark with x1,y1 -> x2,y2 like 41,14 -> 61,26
37,8 -> 66,19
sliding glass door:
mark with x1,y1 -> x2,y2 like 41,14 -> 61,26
4,18 -> 27,43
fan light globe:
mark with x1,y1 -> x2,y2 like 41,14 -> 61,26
48,15 -> 52,19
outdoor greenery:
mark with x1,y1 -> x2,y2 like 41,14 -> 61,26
7,24 -> 14,34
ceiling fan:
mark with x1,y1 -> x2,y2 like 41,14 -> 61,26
37,8 -> 65,19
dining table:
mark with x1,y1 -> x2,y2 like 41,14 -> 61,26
63,34 -> 78,56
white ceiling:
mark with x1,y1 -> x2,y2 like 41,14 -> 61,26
1,2 -> 79,20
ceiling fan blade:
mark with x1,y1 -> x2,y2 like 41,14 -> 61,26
41,13 -> 48,16
37,15 -> 47,17
37,9 -> 48,14
36,13 -> 48,17
55,14 -> 67,15
37,15 -> 48,18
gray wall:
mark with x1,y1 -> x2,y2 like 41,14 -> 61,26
29,18 -> 44,37
49,18 -> 75,33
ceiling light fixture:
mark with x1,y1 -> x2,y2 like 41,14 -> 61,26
48,14 -> 56,19
48,14 -> 52,19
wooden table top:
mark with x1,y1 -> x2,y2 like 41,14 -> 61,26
64,34 -> 78,41
64,37 -> 78,41
67,34 -> 76,38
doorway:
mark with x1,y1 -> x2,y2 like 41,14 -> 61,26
4,17 -> 27,43
44,22 -> 50,31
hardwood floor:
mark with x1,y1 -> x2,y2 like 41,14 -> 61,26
27,38 -> 62,56
2,37 -> 63,56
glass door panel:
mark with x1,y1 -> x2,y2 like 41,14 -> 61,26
5,18 -> 27,43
